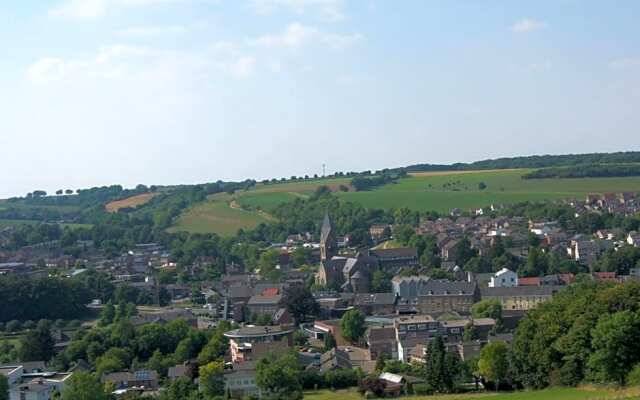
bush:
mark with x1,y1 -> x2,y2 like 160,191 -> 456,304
5,320 -> 21,332
627,364 -> 640,385
413,383 -> 433,395
22,320 -> 35,330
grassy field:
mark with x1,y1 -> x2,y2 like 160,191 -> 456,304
168,194 -> 277,236
303,387 -> 637,400
105,192 -> 158,213
169,178 -> 351,236
338,169 -> 640,213
169,170 -> 640,236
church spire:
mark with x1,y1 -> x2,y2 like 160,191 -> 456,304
320,210 -> 336,261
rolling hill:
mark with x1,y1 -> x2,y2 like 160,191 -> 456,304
169,169 -> 640,236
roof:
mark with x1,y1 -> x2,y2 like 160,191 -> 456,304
379,372 -> 403,384
481,286 -> 561,297
367,326 -> 396,342
228,285 -> 253,299
391,275 -> 429,284
518,277 -> 541,286
224,325 -> 294,339
354,293 -> 397,306
247,294 -> 282,305
370,247 -> 418,260
394,315 -> 435,324
420,280 -> 477,296
321,211 -> 333,242
102,370 -> 158,383
168,365 -> 188,379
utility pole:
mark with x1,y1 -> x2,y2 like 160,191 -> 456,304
322,163 -> 326,178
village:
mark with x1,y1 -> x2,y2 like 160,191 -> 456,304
1,190 -> 640,399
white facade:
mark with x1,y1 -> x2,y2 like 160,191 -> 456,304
489,268 -> 518,288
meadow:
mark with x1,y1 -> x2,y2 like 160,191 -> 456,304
303,387 -> 640,400
169,169 -> 640,236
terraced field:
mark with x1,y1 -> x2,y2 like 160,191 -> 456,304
169,170 -> 640,236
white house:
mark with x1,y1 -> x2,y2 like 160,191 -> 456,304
628,232 -> 640,247
489,268 -> 518,288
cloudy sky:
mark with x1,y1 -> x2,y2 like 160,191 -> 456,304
1,1 -> 639,197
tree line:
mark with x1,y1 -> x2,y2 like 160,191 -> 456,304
523,164 -> 640,179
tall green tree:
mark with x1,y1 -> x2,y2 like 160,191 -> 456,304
19,320 -> 54,361
62,372 -> 110,400
340,309 -> 366,343
478,341 -> 509,390
587,310 -> 640,385
200,360 -> 225,399
424,336 -> 458,393
256,352 -> 302,399
283,286 -> 319,324
0,374 -> 8,400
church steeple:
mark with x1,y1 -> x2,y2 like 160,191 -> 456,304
320,210 -> 337,261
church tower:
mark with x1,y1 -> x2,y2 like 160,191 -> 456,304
320,210 -> 337,261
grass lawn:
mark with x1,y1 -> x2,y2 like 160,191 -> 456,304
303,387 -> 627,400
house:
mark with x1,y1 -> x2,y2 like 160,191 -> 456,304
392,275 -> 430,301
592,272 -> 619,283
518,277 -> 541,287
366,326 -> 397,360
246,295 -> 282,317
101,370 -> 159,391
224,361 -> 261,399
439,318 -> 495,342
320,347 -> 353,373
0,365 -> 23,386
480,286 -> 562,310
417,280 -> 480,314
224,325 -> 294,363
314,320 -> 348,346
394,315 -> 440,362
440,240 -> 461,262
9,381 -> 52,400
368,247 -> 419,269
628,232 -> 640,247
353,293 -> 397,315
370,224 -> 391,243
488,268 -> 518,288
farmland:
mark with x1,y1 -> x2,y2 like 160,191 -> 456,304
105,192 -> 158,213
303,387 -> 637,400
169,169 -> 640,236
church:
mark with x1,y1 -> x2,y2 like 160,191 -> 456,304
315,211 -> 379,293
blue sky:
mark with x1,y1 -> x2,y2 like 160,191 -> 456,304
1,0 -> 639,198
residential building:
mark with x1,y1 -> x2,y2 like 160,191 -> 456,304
488,268 -> 518,288
224,361 -> 261,399
480,286 -> 562,310
417,280 -> 480,314
224,325 -> 294,363
392,275 -> 430,300
101,370 -> 159,391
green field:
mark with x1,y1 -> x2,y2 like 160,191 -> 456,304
303,387 -> 634,400
337,169 -> 640,213
169,170 -> 640,236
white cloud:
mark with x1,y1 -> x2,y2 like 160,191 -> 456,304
610,57 -> 640,70
26,43 -> 256,84
510,18 -> 546,33
250,0 -> 344,22
117,25 -> 188,36
251,22 -> 362,49
51,0 -> 182,19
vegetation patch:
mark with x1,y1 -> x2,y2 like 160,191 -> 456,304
523,164 -> 640,180
105,192 -> 158,213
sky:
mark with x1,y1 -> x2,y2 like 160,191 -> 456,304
1,0 -> 640,198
